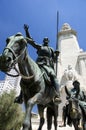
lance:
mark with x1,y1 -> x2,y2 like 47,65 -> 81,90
55,11 -> 59,76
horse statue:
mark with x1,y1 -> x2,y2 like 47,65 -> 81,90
0,33 -> 59,130
64,85 -> 86,130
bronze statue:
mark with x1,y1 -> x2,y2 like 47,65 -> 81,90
0,32 -> 61,130
60,80 -> 86,130
15,24 -> 61,104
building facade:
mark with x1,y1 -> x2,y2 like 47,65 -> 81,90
0,65 -> 21,96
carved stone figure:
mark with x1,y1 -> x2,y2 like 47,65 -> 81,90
64,65 -> 77,81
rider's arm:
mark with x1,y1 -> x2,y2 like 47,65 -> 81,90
24,24 -> 41,49
26,37 -> 41,49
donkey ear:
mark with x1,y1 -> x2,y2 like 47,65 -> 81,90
65,86 -> 71,97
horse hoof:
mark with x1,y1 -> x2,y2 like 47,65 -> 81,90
23,120 -> 30,130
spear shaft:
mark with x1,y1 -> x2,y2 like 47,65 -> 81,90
56,11 -> 59,76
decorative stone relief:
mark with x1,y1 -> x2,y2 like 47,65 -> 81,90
64,65 -> 77,81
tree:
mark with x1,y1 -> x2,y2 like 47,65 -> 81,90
0,90 -> 24,130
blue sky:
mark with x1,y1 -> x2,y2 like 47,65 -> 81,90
0,0 -> 86,80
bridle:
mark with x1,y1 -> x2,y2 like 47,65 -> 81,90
3,43 -> 29,78
4,44 -> 44,81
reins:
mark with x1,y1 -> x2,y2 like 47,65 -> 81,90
3,46 -> 27,77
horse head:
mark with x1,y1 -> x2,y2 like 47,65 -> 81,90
0,33 -> 27,73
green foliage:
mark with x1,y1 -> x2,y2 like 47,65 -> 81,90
0,90 -> 24,130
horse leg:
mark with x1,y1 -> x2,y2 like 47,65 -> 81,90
78,118 -> 83,130
23,96 -> 32,130
84,121 -> 86,130
47,107 -> 52,130
37,105 -> 45,130
73,121 -> 79,130
23,92 -> 43,130
29,119 -> 32,130
54,105 -> 58,130
54,116 -> 57,130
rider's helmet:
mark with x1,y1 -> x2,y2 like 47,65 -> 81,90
43,37 -> 49,46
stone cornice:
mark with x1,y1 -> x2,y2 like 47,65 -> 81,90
58,23 -> 77,37
78,52 -> 86,60
58,29 -> 77,37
